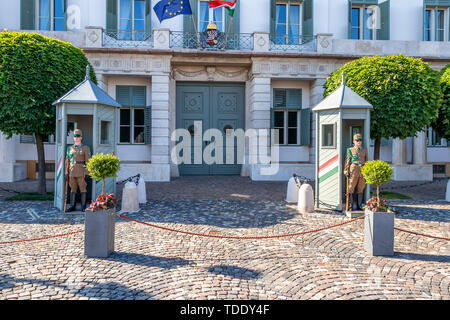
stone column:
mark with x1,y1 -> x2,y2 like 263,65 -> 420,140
0,133 -> 26,182
95,73 -> 107,91
309,78 -> 327,164
85,26 -> 103,48
253,32 -> 270,52
316,33 -> 333,54
413,129 -> 427,165
153,29 -> 170,49
247,76 -> 272,180
392,138 -> 407,165
151,73 -> 171,181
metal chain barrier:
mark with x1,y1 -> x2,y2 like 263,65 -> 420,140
117,174 -> 141,186
0,229 -> 83,245
116,213 -> 366,240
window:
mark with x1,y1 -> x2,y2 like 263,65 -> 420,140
100,121 -> 112,145
20,134 -> 55,144
271,89 -> 302,145
38,0 -> 65,31
199,0 -> 224,32
117,86 -> 148,144
425,7 -> 449,41
118,0 -> 146,40
427,127 -> 447,146
322,124 -> 336,148
350,4 -> 376,40
275,1 -> 302,44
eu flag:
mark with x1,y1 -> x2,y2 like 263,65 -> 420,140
154,0 -> 192,23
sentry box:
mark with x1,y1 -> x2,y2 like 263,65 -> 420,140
312,73 -> 373,212
52,66 -> 121,211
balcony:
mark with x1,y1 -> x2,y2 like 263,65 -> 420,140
169,31 -> 254,51
102,30 -> 154,48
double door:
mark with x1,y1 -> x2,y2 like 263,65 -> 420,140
176,83 -> 245,175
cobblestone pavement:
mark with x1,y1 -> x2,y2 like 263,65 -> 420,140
0,177 -> 449,300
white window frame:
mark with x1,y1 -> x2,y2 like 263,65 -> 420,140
273,110 -> 301,146
36,0 -> 65,31
351,4 -> 376,40
118,107 -> 145,145
117,0 -> 146,40
321,123 -> 337,149
199,0 -> 225,32
425,7 -> 449,42
275,1 -> 303,44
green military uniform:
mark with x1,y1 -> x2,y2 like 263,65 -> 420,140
65,129 -> 91,212
344,133 -> 368,210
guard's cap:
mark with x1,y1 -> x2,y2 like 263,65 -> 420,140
353,133 -> 362,141
207,22 -> 217,30
73,129 -> 83,137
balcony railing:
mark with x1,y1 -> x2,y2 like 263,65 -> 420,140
103,30 -> 154,48
170,31 -> 253,51
269,34 -> 316,52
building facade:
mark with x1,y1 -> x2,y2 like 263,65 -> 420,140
0,0 -> 449,183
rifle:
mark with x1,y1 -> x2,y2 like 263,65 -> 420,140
345,174 -> 349,212
63,160 -> 69,212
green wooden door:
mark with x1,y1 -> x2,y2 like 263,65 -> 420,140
176,83 -> 245,175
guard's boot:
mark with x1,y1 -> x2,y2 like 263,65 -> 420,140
347,194 -> 353,211
81,192 -> 87,212
353,193 -> 359,211
66,193 -> 76,212
357,193 -> 364,211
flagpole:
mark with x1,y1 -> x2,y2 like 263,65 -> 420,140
224,15 -> 233,50
191,14 -> 201,49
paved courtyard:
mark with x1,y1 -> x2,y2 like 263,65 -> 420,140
0,176 -> 449,300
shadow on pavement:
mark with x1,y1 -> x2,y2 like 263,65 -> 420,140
207,265 -> 261,280
108,251 -> 194,269
393,252 -> 450,263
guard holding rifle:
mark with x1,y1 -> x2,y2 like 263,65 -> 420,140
344,133 -> 368,211
65,129 -> 91,212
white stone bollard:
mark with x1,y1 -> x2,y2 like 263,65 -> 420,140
121,182 -> 139,213
298,183 -> 314,213
285,176 -> 300,203
137,177 -> 147,204
446,179 -> 450,202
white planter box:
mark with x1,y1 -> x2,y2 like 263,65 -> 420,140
84,208 -> 115,258
364,209 -> 394,256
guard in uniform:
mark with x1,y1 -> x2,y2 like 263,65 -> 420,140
344,133 -> 368,211
65,129 -> 91,212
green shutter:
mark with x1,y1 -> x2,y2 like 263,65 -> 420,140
287,89 -> 302,109
184,0 -> 197,34
145,0 -> 151,37
225,0 -> 240,49
270,0 -> 276,36
132,86 -> 146,107
270,108 -> 275,129
106,0 -> 118,34
377,0 -> 390,40
64,0 -> 68,31
300,108 -> 311,146
144,105 -> 152,145
21,0 -> 36,30
302,0 -> 314,40
274,89 -> 287,108
116,86 -> 131,106
348,0 -> 353,39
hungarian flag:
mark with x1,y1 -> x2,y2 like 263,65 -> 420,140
209,0 -> 237,17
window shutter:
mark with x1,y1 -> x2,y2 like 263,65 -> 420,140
287,89 -> 302,109
20,134 -> 35,144
132,86 -> 146,106
302,0 -> 314,39
106,0 -> 118,34
274,89 -> 287,108
348,0 -> 353,39
63,0 -> 68,31
184,0 -> 197,34
270,0 -> 276,36
20,0 -> 36,30
116,86 -> 131,106
377,0 -> 390,40
145,0 -> 151,37
144,105 -> 152,144
300,108 -> 311,146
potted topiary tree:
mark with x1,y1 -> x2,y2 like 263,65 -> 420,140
361,160 -> 395,256
84,153 -> 120,258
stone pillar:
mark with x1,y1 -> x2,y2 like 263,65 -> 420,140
151,73 -> 171,181
253,32 -> 270,52
85,26 -> 103,48
413,129 -> 427,165
153,28 -> 170,49
95,73 -> 107,91
247,76 -> 272,180
0,133 -> 26,182
309,78 -> 327,164
316,33 -> 333,54
392,138 -> 406,165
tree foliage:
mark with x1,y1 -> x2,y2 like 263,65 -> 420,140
431,64 -> 450,140
323,54 -> 442,157
86,153 -> 120,195
0,31 -> 97,137
361,160 -> 393,210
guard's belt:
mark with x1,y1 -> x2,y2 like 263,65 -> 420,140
74,161 -> 85,164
